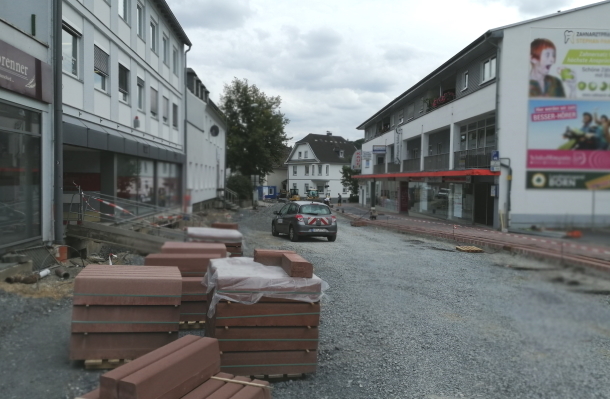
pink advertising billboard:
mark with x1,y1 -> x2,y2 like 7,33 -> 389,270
527,27 -> 610,182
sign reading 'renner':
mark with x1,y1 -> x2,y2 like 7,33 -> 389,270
0,39 -> 52,103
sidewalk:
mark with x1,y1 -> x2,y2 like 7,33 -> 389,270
337,203 -> 610,268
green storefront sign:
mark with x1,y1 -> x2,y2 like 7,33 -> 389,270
527,171 -> 610,190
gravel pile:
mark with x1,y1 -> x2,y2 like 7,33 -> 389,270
0,203 -> 609,398
236,203 -> 610,399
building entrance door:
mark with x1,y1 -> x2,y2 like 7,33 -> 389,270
473,183 -> 493,226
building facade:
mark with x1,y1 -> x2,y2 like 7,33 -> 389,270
357,1 -> 610,229
61,0 -> 190,220
286,133 -> 356,200
185,68 -> 226,211
0,0 -> 55,251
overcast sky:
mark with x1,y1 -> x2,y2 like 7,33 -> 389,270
172,0 -> 602,144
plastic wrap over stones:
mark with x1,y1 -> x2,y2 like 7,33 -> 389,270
204,257 -> 328,317
187,228 -> 243,244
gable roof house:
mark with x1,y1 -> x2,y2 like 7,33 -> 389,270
286,133 -> 357,200
355,1 -> 610,229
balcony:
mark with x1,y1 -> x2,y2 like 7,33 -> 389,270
402,158 -> 421,172
373,164 -> 386,174
454,146 -> 496,169
387,163 -> 401,173
423,153 -> 449,171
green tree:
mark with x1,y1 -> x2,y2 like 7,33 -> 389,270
351,138 -> 365,150
226,174 -> 253,200
220,78 -> 291,178
340,166 -> 360,196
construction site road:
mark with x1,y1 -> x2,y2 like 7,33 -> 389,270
0,203 -> 609,398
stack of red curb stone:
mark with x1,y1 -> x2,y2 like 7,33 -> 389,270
76,335 -> 271,399
70,265 -> 182,364
205,254 -> 323,377
158,242 -> 228,326
187,227 -> 244,257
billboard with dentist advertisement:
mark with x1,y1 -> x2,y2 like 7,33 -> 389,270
527,27 -> 610,189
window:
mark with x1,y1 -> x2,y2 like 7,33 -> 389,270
398,109 -> 404,124
118,0 -> 129,21
293,183 -> 297,189
298,152 -> 302,159
305,165 -> 309,176
93,46 -> 109,92
318,164 -> 322,176
162,97 -> 169,123
118,64 -> 129,102
150,87 -> 158,116
462,71 -> 469,90
62,24 -> 79,76
482,57 -> 496,82
137,77 -> 144,110
136,3 -> 144,38
339,150 -> 344,158
325,165 -> 329,175
405,103 -> 414,120
162,35 -> 169,65
293,166 -> 297,176
172,103 -> 178,128
305,183 -> 309,192
390,114 -> 395,129
437,143 -> 443,154
172,47 -> 179,75
150,20 -> 158,52
304,151 -> 308,158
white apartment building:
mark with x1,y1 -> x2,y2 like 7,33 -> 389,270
357,1 -> 610,229
61,0 -> 191,218
185,68 -> 226,211
286,133 -> 356,201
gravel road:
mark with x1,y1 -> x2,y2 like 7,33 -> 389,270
1,203 -> 610,398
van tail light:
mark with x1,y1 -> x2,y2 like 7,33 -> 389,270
296,214 -> 304,223
331,215 -> 337,224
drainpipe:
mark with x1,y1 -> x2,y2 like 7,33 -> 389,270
501,159 -> 512,229
53,0 -> 63,244
183,44 -> 191,214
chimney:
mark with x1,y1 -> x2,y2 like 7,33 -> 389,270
326,131 -> 332,136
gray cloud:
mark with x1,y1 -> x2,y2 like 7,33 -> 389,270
479,0 -> 575,15
172,0 -> 254,30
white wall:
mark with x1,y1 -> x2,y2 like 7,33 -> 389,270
499,3 -> 610,227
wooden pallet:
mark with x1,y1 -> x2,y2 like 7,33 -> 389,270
84,358 -> 132,370
179,320 -> 205,330
456,245 -> 484,253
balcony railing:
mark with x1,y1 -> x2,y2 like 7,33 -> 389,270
387,163 -> 401,173
402,158 -> 421,172
373,164 -> 386,174
423,153 -> 449,171
454,146 -> 496,169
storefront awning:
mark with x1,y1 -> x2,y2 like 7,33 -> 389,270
353,169 -> 500,179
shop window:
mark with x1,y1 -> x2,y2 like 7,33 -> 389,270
119,64 -> 129,102
94,46 -> 109,92
62,23 -> 80,77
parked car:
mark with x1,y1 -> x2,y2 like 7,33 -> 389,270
271,201 -> 337,242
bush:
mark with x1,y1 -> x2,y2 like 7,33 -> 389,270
348,195 -> 359,203
226,174 -> 253,200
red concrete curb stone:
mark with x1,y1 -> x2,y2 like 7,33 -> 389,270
280,253 -> 313,278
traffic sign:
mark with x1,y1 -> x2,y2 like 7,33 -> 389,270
491,150 -> 499,161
